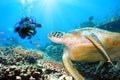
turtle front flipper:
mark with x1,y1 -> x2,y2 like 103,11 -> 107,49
62,48 -> 85,80
83,31 -> 114,67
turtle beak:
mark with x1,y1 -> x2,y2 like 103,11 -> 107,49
48,32 -> 63,38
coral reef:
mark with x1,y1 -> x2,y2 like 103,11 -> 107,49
45,42 -> 64,62
37,59 -> 68,75
98,15 -> 120,32
73,61 -> 120,80
0,44 -> 120,80
0,59 -> 73,80
12,46 -> 44,64
0,46 -> 73,80
0,46 -> 44,65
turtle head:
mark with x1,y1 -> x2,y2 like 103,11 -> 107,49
48,32 -> 64,44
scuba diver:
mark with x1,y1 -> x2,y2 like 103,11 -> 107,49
14,17 -> 41,39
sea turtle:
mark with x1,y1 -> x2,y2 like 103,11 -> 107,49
48,27 -> 120,80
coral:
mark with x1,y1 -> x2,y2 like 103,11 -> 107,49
25,49 -> 44,59
37,59 -> 69,75
0,62 -> 73,80
98,15 -> 120,32
0,46 -> 44,65
59,75 -> 73,80
45,42 -> 64,61
12,46 -> 44,64
12,46 -> 44,58
12,46 -> 26,55
73,61 -> 120,80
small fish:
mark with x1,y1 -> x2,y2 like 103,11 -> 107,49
29,41 -> 39,45
0,48 -> 3,50
89,16 -> 94,21
33,42 -> 39,45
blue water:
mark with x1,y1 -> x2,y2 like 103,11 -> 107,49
0,0 -> 120,49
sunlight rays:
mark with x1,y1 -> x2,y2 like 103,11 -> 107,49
36,0 -> 87,31
19,0 -> 95,30
38,0 -> 58,18
19,0 -> 35,16
37,0 -> 60,29
20,0 -> 34,6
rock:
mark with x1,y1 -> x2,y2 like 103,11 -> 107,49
32,71 -> 41,79
44,69 -> 53,74
29,76 -> 35,80
14,69 -> 21,76
16,76 -> 21,80
59,75 -> 74,80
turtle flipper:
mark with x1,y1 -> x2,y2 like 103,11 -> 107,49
62,48 -> 85,80
83,32 -> 114,67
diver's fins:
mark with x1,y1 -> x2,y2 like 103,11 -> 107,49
84,32 -> 114,67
